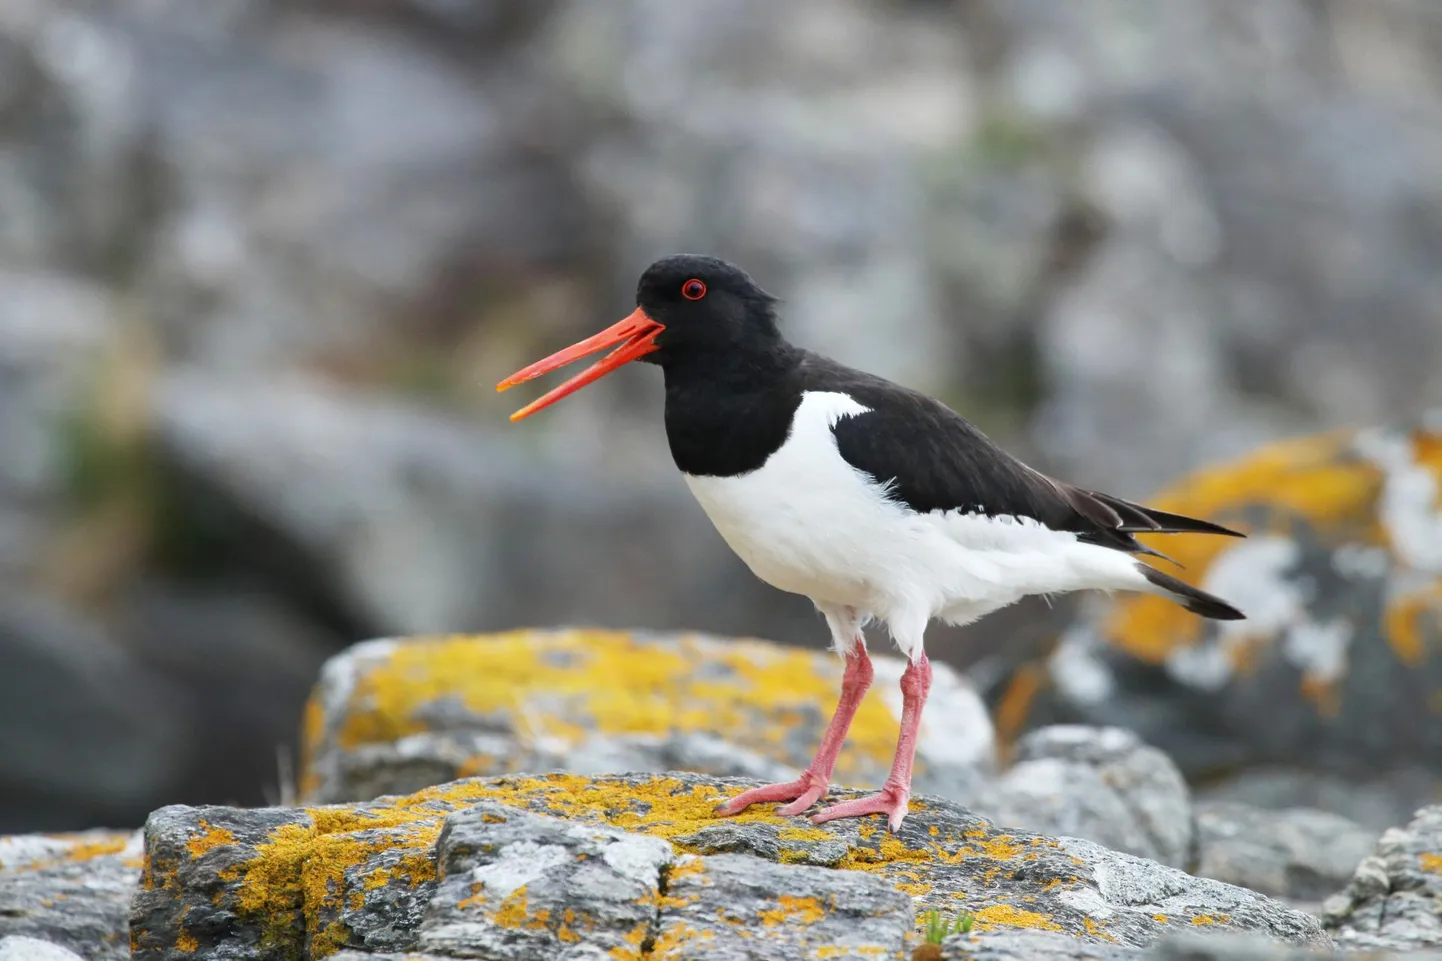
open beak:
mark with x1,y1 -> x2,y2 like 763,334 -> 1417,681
497,307 -> 665,421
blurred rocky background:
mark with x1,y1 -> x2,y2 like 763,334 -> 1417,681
1,0 -> 1441,833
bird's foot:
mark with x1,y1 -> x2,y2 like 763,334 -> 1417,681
713,771 -> 830,818
810,783 -> 910,832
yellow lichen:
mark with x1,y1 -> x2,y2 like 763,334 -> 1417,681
1419,853 -> 1442,874
492,889 -> 538,930
186,822 -> 236,859
1190,914 -> 1231,926
175,931 -> 198,953
757,894 -> 826,927
1105,431 -> 1382,663
1299,674 -> 1343,717
994,663 -> 1047,752
969,904 -> 1062,932
1384,585 -> 1441,667
1153,914 -> 1169,923
1082,916 -> 1115,941
10,832 -> 133,873
314,630 -> 905,783
651,923 -> 715,957
206,772 -> 1098,955
1410,431 -> 1442,511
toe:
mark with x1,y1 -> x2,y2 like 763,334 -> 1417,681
775,785 -> 825,817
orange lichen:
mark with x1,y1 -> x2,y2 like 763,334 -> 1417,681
298,700 -> 325,799
314,630 -> 905,784
186,822 -> 236,859
1190,914 -> 1231,926
1105,431 -> 1382,663
1410,431 -> 1442,510
651,923 -> 717,957
993,663 -> 1047,751
8,833 -> 133,873
1153,914 -> 1169,924
1299,675 -> 1343,717
757,895 -> 826,927
195,771 -> 1109,956
1419,853 -> 1442,875
1384,586 -> 1441,667
969,904 -> 1062,932
493,889 -> 542,930
175,931 -> 199,953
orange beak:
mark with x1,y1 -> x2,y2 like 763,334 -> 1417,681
497,307 -> 665,421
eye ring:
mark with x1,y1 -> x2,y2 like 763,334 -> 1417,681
681,279 -> 707,300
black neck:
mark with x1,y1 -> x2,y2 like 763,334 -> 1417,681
661,342 -> 803,477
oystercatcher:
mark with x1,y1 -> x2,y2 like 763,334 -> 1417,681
498,254 -> 1244,831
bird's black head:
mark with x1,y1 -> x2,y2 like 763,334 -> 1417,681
631,254 -> 782,368
497,253 -> 790,421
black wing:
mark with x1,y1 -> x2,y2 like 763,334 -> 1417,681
802,353 -> 1243,556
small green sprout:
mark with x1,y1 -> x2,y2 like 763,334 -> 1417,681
923,909 -> 975,944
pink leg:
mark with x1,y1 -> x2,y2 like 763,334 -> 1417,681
714,645 -> 874,818
811,651 -> 932,832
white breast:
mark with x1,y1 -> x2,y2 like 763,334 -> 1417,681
683,392 -> 896,607
682,390 -> 1146,646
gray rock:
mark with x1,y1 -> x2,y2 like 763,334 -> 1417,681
0,829 -> 142,961
1006,415 -> 1442,787
939,930 -> 1144,960
969,725 -> 1192,868
299,630 -> 996,806
0,937 -> 87,961
1147,930 -> 1442,959
1193,768 -> 1441,835
651,853 -> 913,960
130,770 -> 1330,958
1322,805 -> 1442,952
1193,803 -> 1378,907
417,801 -> 673,959
0,592 -> 190,833
940,929 -> 1442,960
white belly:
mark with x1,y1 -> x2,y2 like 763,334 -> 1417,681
682,391 -> 1145,630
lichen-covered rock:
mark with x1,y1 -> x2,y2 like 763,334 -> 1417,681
651,853 -> 914,959
1193,803 -> 1377,907
1321,804 -> 1442,952
943,929 -> 1441,961
995,418 -> 1442,780
299,629 -> 995,805
417,801 -> 672,959
131,801 -> 443,961
0,829 -> 142,961
968,726 -> 1192,868
133,771 -> 1328,960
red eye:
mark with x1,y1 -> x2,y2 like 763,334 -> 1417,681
681,279 -> 707,300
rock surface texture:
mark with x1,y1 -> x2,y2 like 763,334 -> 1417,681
1001,417 -> 1442,791
299,629 -> 997,806
129,771 -> 1329,960
968,725 -> 1193,870
1321,805 -> 1442,954
0,829 -> 142,961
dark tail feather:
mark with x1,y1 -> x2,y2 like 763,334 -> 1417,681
1089,491 -> 1247,538
1137,563 -> 1245,620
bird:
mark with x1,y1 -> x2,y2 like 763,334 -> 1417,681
497,253 -> 1245,832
